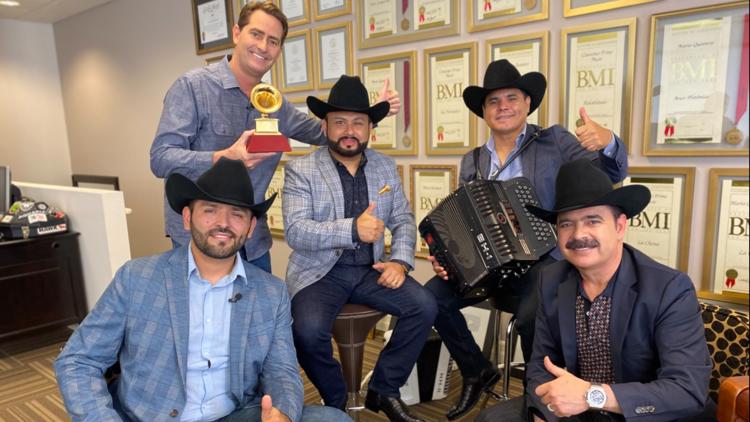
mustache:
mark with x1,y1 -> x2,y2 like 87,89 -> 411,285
337,136 -> 361,143
565,238 -> 600,250
209,227 -> 236,238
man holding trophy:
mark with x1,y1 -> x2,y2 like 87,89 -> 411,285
150,1 -> 399,272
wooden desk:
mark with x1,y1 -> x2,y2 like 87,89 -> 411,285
0,232 -> 87,341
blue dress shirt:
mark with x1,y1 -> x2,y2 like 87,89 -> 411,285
182,246 -> 247,422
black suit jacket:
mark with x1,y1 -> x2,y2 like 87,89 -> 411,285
527,245 -> 711,421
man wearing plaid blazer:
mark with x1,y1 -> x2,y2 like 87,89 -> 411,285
282,76 -> 437,422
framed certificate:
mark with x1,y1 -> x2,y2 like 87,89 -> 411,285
486,31 -> 549,127
622,167 -> 695,273
192,0 -> 234,55
278,0 -> 310,27
313,22 -> 353,89
563,0 -> 658,17
643,2 -> 749,156
467,0 -> 548,33
266,161 -> 286,239
285,97 -> 318,157
410,165 -> 457,258
700,168 -> 749,304
424,42 -> 478,156
359,51 -> 419,156
384,164 -> 406,253
278,29 -> 314,93
358,0 -> 459,50
313,0 -> 351,21
561,18 -> 636,150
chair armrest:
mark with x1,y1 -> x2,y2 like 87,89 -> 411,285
718,376 -> 749,422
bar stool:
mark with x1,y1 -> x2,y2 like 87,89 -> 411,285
332,304 -> 385,421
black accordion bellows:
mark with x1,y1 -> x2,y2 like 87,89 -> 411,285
419,178 -> 556,297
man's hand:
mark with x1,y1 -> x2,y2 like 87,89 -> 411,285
574,107 -> 613,152
377,78 -> 401,117
534,356 -> 590,417
427,255 -> 449,280
373,261 -> 406,289
261,395 -> 291,422
356,202 -> 385,243
213,130 -> 277,169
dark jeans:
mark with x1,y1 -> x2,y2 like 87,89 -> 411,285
171,239 -> 271,273
291,264 -> 437,409
425,254 -> 556,379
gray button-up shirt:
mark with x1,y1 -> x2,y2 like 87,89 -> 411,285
150,56 -> 327,260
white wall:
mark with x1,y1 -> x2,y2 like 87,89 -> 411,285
0,19 -> 71,186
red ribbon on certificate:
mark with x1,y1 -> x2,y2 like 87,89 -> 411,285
403,61 -> 410,131
735,14 -> 749,125
403,0 -> 408,14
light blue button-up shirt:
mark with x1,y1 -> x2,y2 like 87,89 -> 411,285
484,123 -> 619,181
181,246 -> 246,422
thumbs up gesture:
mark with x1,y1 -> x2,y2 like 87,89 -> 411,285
377,78 -> 401,117
356,202 -> 385,243
574,106 -> 613,152
260,395 -> 291,422
533,356 -> 591,417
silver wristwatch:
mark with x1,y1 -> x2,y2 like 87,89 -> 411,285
586,384 -> 607,409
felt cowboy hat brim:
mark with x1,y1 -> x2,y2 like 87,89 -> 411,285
166,157 -> 275,217
525,158 -> 651,224
463,59 -> 547,118
307,75 -> 390,124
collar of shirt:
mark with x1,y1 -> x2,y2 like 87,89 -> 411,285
217,55 -> 240,90
187,243 -> 247,288
484,123 -> 527,180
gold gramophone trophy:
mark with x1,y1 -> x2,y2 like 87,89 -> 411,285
245,83 -> 291,153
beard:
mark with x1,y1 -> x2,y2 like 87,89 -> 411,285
190,224 -> 247,260
328,135 -> 368,157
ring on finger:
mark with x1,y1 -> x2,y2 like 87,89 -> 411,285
547,404 -> 554,412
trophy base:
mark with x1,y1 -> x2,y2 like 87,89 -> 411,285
246,133 -> 291,153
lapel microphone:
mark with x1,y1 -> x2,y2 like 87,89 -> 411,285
228,293 -> 242,303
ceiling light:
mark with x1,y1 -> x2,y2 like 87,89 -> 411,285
0,1 -> 20,6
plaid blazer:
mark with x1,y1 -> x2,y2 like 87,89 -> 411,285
282,148 -> 416,298
55,246 -> 303,422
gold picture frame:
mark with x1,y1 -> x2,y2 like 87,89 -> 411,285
486,31 -> 549,128
266,160 -> 286,239
284,97 -> 319,157
410,164 -> 458,258
358,51 -> 419,156
192,0 -> 235,55
560,18 -> 636,151
563,0 -> 659,17
278,29 -> 315,93
699,168 -> 749,305
384,164 -> 407,254
278,0 -> 311,27
467,0 -> 548,33
358,0 -> 460,50
313,22 -> 353,90
313,0 -> 351,21
622,167 -> 695,273
642,2 -> 749,156
424,42 -> 478,156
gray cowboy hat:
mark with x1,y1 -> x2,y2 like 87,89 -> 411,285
463,59 -> 547,118
307,75 -> 390,124
166,157 -> 275,217
526,159 -> 651,223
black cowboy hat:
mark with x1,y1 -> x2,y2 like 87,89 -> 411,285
166,157 -> 275,217
463,59 -> 547,118
526,159 -> 651,223
307,75 -> 390,124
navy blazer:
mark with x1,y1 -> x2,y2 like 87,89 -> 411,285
459,124 -> 628,210
527,245 -> 711,421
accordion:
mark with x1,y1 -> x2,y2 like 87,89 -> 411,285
419,178 -> 556,297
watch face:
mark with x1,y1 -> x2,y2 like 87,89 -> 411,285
588,387 -> 606,407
